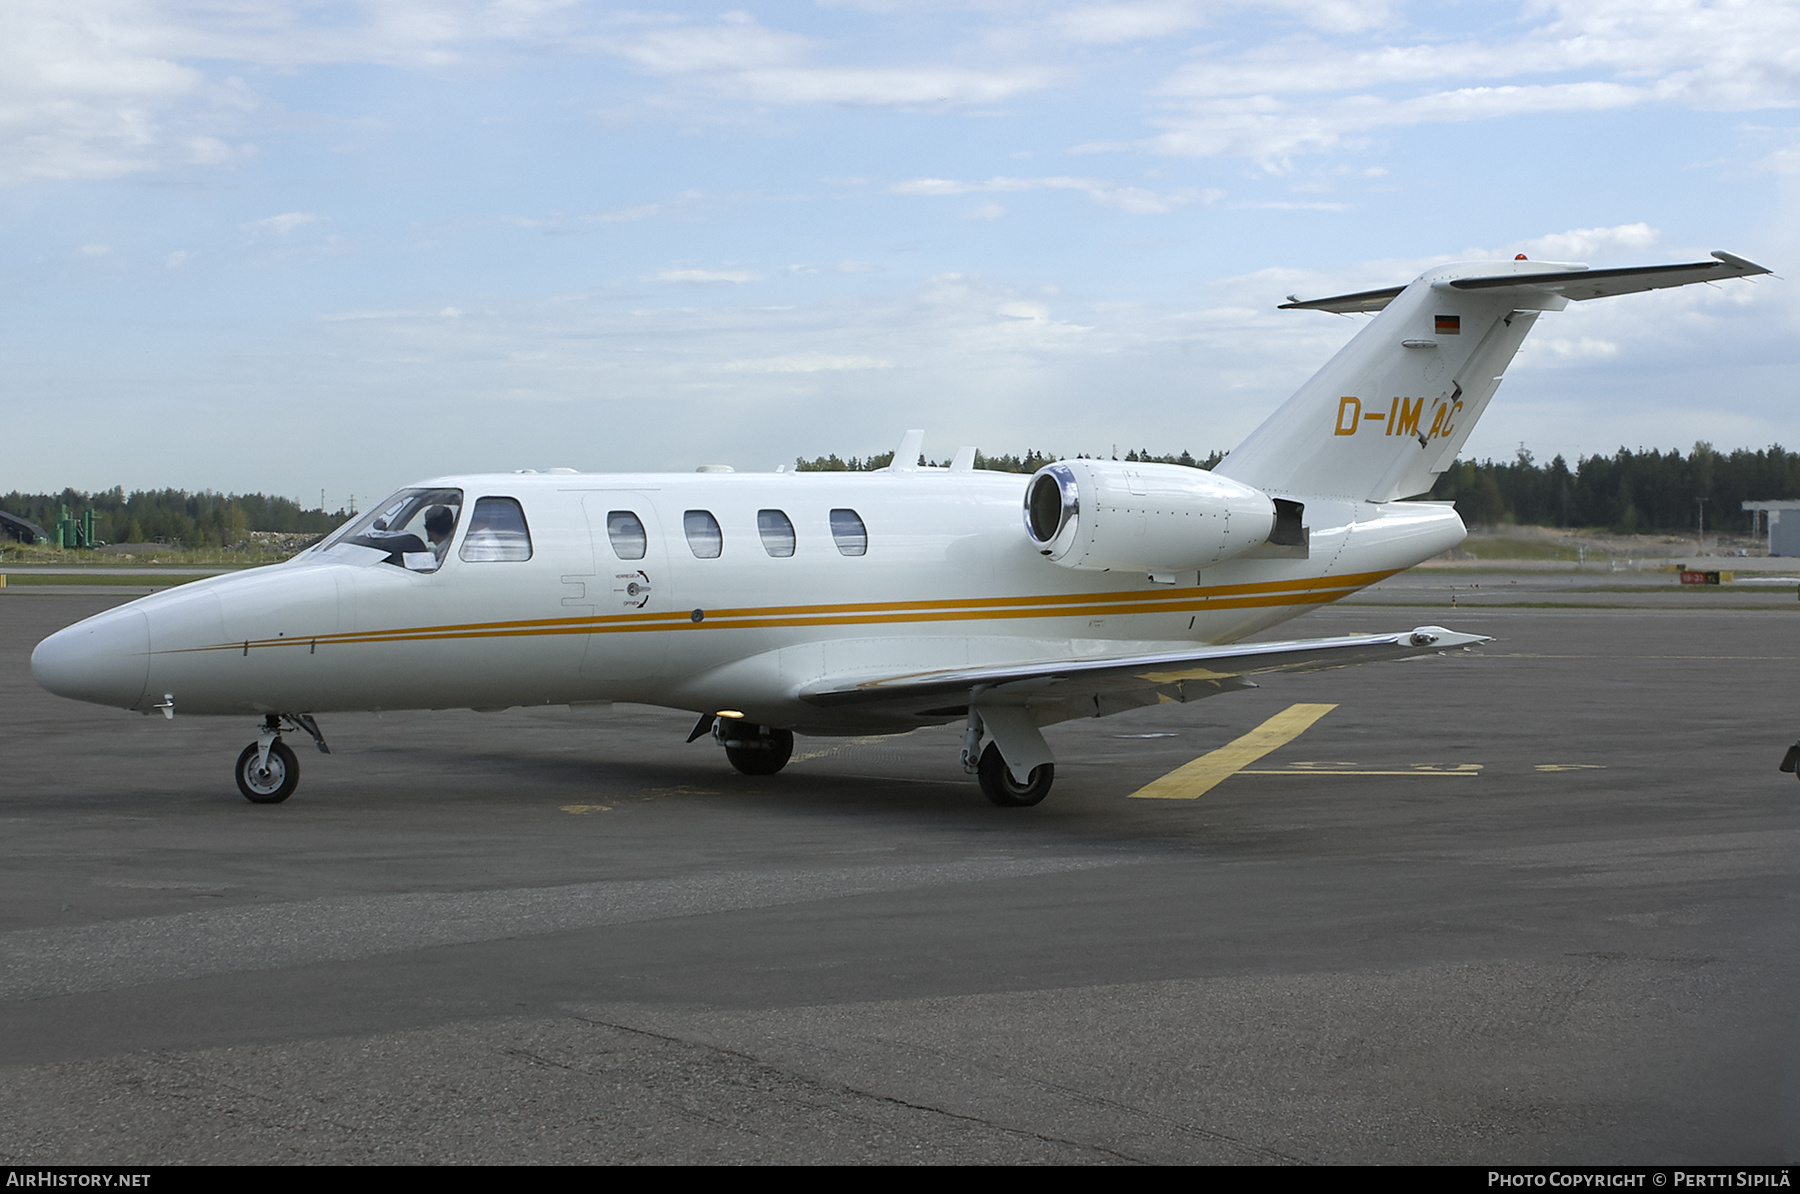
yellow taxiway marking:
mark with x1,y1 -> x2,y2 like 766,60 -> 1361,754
1128,703 -> 1338,800
1534,764 -> 1605,772
559,804 -> 612,814
1239,763 -> 1482,776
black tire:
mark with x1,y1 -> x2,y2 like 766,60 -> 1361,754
724,727 -> 794,776
976,740 -> 1053,807
235,741 -> 299,804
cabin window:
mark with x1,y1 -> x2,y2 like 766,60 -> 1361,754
829,508 -> 867,557
758,509 -> 796,558
684,509 -> 723,559
321,487 -> 463,572
606,511 -> 647,560
460,497 -> 532,562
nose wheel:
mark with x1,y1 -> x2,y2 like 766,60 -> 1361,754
236,740 -> 299,803
233,713 -> 329,803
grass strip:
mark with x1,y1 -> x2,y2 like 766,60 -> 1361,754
0,573 -> 212,588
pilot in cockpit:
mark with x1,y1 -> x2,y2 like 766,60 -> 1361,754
424,506 -> 455,563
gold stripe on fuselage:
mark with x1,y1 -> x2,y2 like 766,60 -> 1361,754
166,569 -> 1399,655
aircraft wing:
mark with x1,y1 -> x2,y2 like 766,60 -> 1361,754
1280,251 -> 1771,313
798,625 -> 1489,720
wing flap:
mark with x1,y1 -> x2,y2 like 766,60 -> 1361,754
798,626 -> 1489,714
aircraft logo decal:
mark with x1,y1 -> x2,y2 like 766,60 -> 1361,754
1333,394 -> 1459,443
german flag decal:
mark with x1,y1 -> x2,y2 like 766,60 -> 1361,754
1435,314 -> 1461,334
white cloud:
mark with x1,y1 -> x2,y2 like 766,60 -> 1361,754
76,243 -> 110,258
319,309 -> 417,322
965,202 -> 1006,220
603,14 -> 1054,108
717,353 -> 895,373
892,175 -> 1099,196
165,249 -> 188,267
1505,223 -> 1662,264
1050,3 -> 1208,46
1145,0 -> 1800,164
1148,82 -> 1649,163
733,65 -> 1054,107
243,211 -> 323,235
608,15 -> 811,75
649,269 -> 763,284
1525,337 -> 1623,365
0,0 -> 537,185
891,174 -> 1220,214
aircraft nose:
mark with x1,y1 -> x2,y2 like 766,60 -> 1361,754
31,608 -> 152,710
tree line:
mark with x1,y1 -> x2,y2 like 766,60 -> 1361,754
801,442 -> 1800,533
1426,444 -> 1800,533
1,488 -> 345,549
12,443 -> 1797,546
794,448 -> 1226,473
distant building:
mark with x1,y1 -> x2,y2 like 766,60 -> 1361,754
0,510 -> 47,544
1742,500 -> 1800,556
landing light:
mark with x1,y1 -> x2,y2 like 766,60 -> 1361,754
716,709 -> 745,719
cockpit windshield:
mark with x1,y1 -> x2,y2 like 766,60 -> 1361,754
317,488 -> 464,572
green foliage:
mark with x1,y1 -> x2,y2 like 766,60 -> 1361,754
1427,443 -> 1800,533
0,487 -> 345,549
794,452 -> 898,471
795,448 -> 1223,474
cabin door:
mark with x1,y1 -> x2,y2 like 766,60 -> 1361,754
578,492 -> 671,683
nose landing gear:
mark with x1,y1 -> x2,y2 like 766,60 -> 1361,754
234,713 -> 330,804
236,739 -> 299,803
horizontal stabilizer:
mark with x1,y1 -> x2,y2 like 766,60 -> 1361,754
1281,251 -> 1770,314
1280,285 -> 1406,314
800,626 -> 1488,719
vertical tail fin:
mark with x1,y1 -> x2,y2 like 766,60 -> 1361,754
1214,253 -> 1770,503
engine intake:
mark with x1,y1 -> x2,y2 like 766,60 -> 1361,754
1024,459 -> 1276,572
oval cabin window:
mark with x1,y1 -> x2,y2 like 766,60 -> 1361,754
829,508 -> 867,557
684,510 -> 723,559
606,511 -> 647,560
758,509 -> 796,558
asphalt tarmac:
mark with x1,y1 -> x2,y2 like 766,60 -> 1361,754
2,590 -> 1798,1164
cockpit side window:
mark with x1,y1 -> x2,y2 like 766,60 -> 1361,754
684,510 -> 723,559
606,511 -> 647,560
460,497 -> 532,562
321,488 -> 464,572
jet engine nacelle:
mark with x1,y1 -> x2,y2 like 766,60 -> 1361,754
1023,459 -> 1277,572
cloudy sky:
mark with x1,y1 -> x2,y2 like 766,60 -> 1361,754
5,0 -> 1797,507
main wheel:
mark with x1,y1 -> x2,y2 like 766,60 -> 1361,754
724,727 -> 794,776
235,741 -> 299,804
976,741 -> 1053,807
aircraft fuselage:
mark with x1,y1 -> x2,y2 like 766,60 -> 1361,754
31,468 -> 1465,733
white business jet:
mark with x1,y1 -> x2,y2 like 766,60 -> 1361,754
32,251 -> 1770,806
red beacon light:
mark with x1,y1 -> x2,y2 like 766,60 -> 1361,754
1515,253 -> 1528,260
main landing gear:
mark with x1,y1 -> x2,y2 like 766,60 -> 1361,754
690,714 -> 795,776
687,709 -> 1055,806
962,709 -> 1054,807
974,742 -> 1053,807
235,713 -> 330,804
